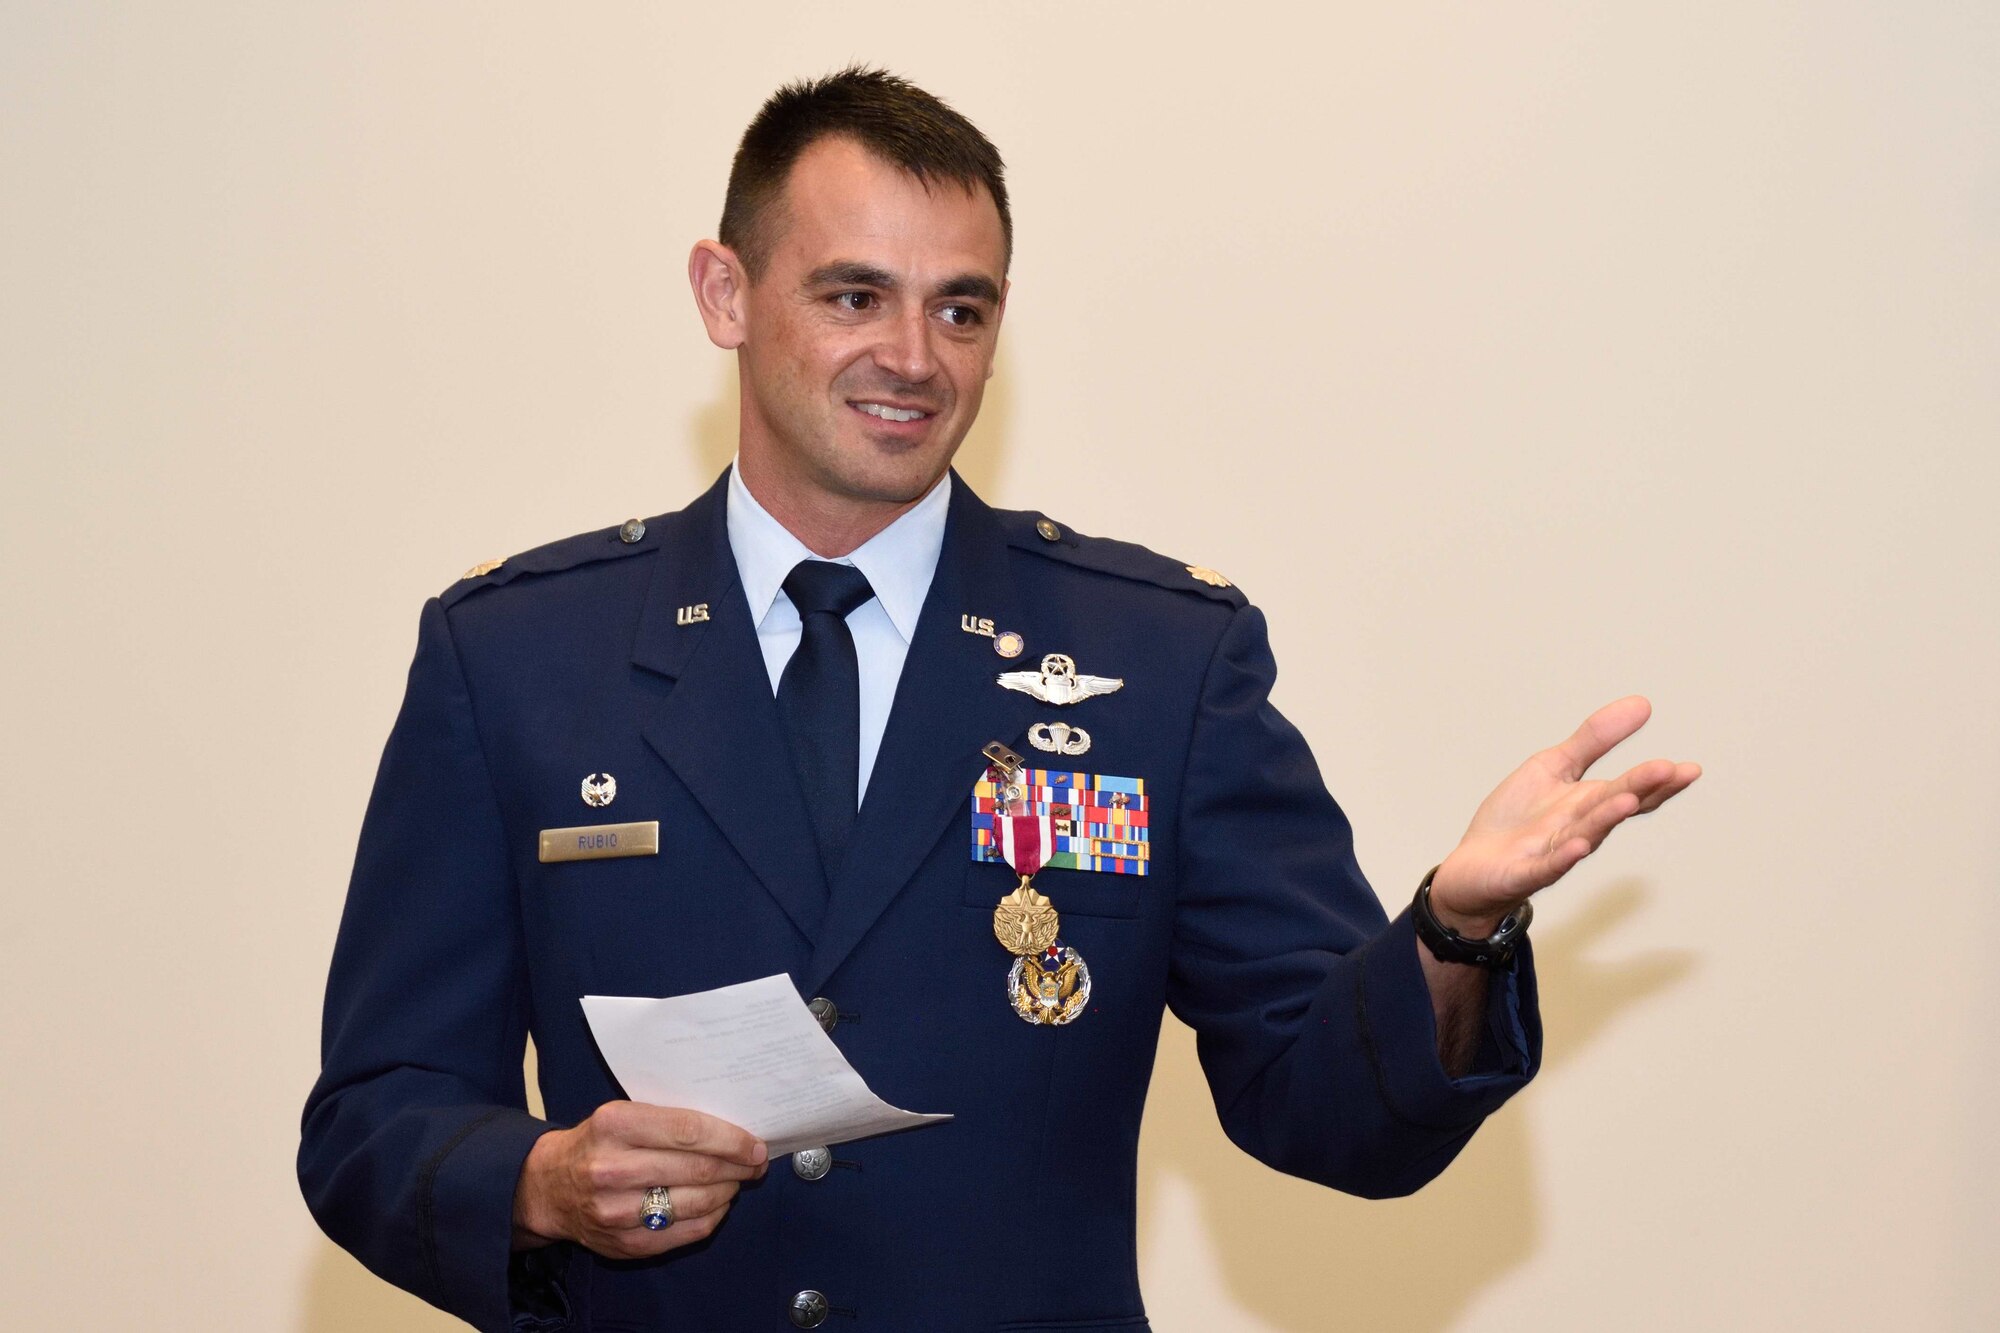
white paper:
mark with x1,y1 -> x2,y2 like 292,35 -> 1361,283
580,975 -> 951,1158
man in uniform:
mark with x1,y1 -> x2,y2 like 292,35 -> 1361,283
301,68 -> 1699,1331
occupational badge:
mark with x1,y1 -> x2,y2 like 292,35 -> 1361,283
580,772 -> 617,808
1009,941 -> 1091,1026
996,653 -> 1123,706
1027,720 -> 1090,757
981,742 -> 1092,1026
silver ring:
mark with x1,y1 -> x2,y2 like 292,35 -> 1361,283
640,1185 -> 674,1231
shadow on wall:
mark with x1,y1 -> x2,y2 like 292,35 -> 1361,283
1136,878 -> 1695,1331
299,1247 -> 465,1333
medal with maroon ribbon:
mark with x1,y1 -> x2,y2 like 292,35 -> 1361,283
985,742 -> 1092,1025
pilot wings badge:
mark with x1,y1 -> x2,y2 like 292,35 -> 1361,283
996,654 -> 1123,706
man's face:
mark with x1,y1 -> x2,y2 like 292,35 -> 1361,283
727,136 -> 1008,510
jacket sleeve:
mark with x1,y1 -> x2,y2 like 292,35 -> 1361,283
299,597 -> 564,1331
1166,603 -> 1542,1198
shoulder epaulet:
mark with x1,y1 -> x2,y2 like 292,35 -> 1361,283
440,515 -> 659,608
999,509 -> 1248,608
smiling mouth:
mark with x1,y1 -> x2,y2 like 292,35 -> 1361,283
850,401 -> 933,423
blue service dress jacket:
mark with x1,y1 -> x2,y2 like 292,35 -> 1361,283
300,469 -> 1542,1332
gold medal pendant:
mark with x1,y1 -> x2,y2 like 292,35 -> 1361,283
992,877 -> 1060,957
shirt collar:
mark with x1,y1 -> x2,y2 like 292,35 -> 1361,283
726,461 -> 950,643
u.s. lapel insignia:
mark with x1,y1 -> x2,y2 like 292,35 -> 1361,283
1028,721 -> 1091,757
968,616 -> 1025,659
997,654 -> 1123,706
676,603 -> 710,626
580,772 -> 617,808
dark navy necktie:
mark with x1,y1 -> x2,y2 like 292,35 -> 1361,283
777,559 -> 878,882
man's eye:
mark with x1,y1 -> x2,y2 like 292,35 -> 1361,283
939,304 -> 982,327
833,292 -> 877,312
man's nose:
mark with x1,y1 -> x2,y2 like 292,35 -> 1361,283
875,304 -> 938,384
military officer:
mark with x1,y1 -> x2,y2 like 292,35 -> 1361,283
300,68 -> 1699,1331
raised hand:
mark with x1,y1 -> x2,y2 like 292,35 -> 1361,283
1429,696 -> 1700,936
511,1101 -> 768,1259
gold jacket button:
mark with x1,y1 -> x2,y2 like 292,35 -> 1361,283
618,518 -> 647,543
1036,518 -> 1061,542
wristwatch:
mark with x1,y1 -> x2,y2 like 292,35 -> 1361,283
1412,865 -> 1532,968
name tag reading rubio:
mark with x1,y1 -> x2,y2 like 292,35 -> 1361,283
538,821 -> 660,863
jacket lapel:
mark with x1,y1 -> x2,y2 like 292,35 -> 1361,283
632,471 -> 830,941
804,479 -> 1040,992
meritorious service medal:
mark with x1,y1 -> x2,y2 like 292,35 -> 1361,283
986,748 -> 1091,1026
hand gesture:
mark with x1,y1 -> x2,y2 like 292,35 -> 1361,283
1430,696 -> 1700,934
512,1102 -> 768,1259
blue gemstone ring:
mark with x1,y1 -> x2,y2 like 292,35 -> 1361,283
640,1186 -> 674,1231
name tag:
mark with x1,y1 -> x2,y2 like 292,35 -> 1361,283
539,821 -> 660,863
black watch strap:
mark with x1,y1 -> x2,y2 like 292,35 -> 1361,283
1412,866 -> 1531,969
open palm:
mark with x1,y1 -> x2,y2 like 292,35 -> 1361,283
1430,696 -> 1701,932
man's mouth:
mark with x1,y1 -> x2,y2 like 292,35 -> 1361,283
850,401 -> 933,423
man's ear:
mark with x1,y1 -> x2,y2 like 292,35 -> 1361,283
986,276 -> 1011,380
689,240 -> 749,349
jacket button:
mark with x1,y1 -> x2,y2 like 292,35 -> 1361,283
788,1289 -> 830,1328
792,1146 -> 832,1181
1035,517 -> 1061,542
807,997 -> 838,1032
617,518 -> 647,543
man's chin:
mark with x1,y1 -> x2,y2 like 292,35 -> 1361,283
821,440 -> 957,506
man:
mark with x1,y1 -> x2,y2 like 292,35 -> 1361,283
301,68 -> 1698,1331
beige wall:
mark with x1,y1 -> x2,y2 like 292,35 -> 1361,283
4,3 -> 1995,1329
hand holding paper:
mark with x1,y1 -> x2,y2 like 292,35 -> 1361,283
582,974 -> 951,1158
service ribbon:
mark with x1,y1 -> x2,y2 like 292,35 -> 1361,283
996,810 -> 1053,881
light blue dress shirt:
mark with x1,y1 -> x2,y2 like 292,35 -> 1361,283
725,462 -> 950,802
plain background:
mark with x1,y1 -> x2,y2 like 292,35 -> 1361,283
3,3 -> 1995,1329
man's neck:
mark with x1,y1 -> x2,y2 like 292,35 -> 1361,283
734,454 -> 936,558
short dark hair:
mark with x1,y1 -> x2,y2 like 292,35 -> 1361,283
719,66 -> 1011,279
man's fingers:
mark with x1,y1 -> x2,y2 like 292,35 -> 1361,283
587,1181 -> 741,1234
584,1146 -> 767,1193
1635,761 -> 1703,813
1551,695 -> 1653,780
598,1195 -> 735,1259
1571,789 -> 1641,849
1539,757 -> 1701,871
597,1102 -> 768,1166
